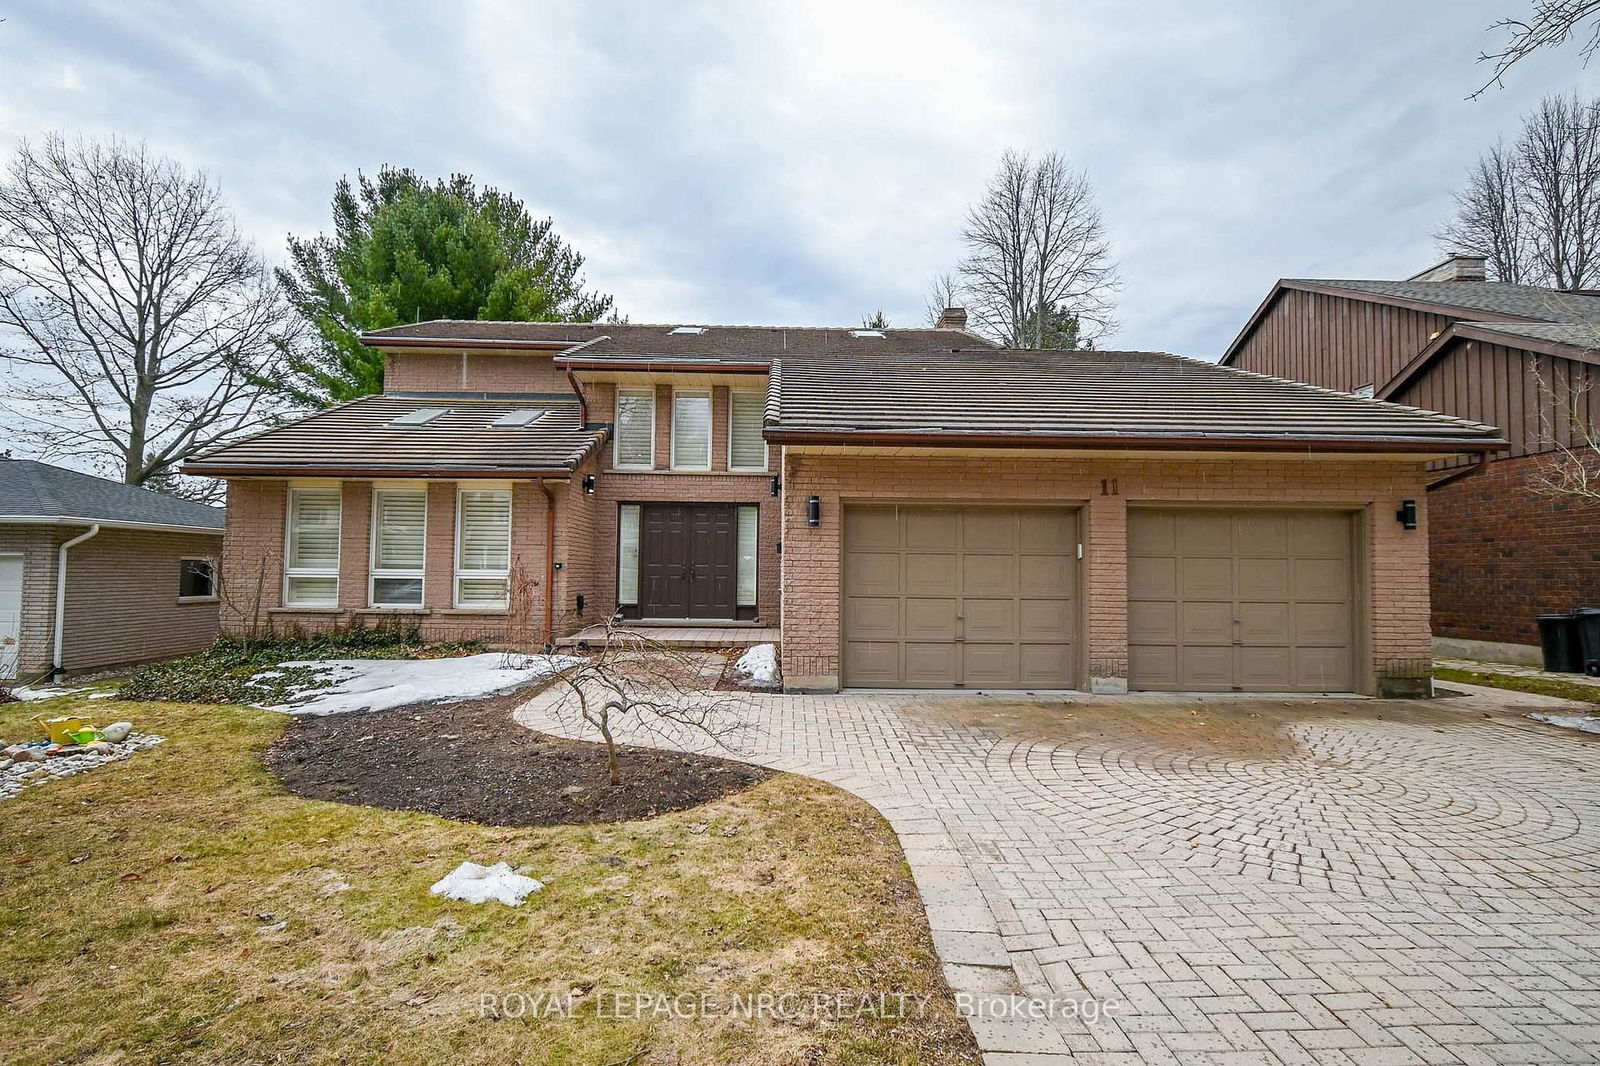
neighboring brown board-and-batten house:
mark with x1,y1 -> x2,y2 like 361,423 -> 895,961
1222,254 -> 1600,661
0,459 -> 224,680
187,314 -> 1501,696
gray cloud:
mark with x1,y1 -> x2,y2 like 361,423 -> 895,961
0,0 -> 1589,377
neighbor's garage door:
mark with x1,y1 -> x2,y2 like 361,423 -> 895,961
843,505 -> 1078,688
0,554 -> 21,679
1128,509 -> 1355,692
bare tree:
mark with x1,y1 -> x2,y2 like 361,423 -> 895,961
923,271 -> 965,326
1438,142 -> 1531,283
540,616 -> 748,785
955,150 -> 1118,349
1473,2 -> 1600,99
861,309 -> 890,329
0,135 -> 294,499
1439,93 -> 1600,289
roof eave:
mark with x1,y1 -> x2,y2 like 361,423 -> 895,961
763,427 -> 1507,454
181,463 -> 577,479
558,358 -> 772,373
359,334 -> 577,352
0,515 -> 224,535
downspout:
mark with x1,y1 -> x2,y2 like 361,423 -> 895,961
537,480 -> 557,647
565,368 -> 589,427
1426,451 -> 1491,492
52,524 -> 101,678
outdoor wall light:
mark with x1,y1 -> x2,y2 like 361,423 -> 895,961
1396,499 -> 1418,530
770,476 -> 781,497
582,473 -> 596,494
806,495 -> 821,527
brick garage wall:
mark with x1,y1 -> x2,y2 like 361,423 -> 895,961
0,526 -> 67,678
779,452 -> 1433,696
1429,453 -> 1600,646
222,477 -> 555,646
383,351 -> 571,394
59,529 -> 223,673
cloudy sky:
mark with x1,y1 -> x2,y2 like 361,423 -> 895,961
0,0 -> 1590,360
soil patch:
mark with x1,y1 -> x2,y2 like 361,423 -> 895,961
265,690 -> 772,826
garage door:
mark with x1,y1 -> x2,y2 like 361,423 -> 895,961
1128,509 -> 1355,692
843,505 -> 1078,688
0,555 -> 21,680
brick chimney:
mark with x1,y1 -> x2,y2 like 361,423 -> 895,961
934,306 -> 968,330
1407,254 -> 1487,282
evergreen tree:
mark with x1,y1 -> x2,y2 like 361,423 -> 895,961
276,166 -> 613,405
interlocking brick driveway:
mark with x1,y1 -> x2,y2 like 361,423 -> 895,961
515,682 -> 1600,1065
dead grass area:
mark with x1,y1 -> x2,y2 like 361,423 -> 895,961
1435,667 -> 1600,707
0,696 -> 977,1066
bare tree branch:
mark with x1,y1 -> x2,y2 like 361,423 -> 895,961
0,134 -> 297,500
1472,2 -> 1600,100
923,272 -> 964,326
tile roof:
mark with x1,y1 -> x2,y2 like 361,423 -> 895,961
1287,279 -> 1600,323
183,396 -> 606,477
766,348 -> 1504,452
363,319 -> 992,363
1462,319 -> 1600,349
0,459 -> 224,530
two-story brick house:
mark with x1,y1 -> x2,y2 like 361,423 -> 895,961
187,312 -> 1502,695
1221,255 -> 1600,661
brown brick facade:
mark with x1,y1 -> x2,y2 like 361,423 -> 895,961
1,524 -> 221,678
1428,453 -> 1600,646
778,452 -> 1433,696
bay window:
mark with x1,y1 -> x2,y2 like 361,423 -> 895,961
285,485 -> 342,606
370,488 -> 427,607
614,388 -> 655,470
671,389 -> 712,470
455,487 -> 512,608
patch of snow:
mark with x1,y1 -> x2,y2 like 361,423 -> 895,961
1531,711 -> 1600,735
8,685 -> 88,702
430,861 -> 544,906
731,643 -> 779,688
259,652 -> 581,716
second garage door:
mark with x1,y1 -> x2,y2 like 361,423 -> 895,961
843,505 -> 1078,688
1128,508 -> 1356,692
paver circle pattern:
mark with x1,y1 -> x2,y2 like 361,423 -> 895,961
994,717 -> 1600,895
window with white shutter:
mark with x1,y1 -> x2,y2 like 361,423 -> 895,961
455,488 -> 512,608
672,390 -> 712,470
285,486 -> 342,606
737,505 -> 758,607
617,504 -> 642,605
728,390 -> 767,470
614,388 -> 655,470
369,489 -> 427,607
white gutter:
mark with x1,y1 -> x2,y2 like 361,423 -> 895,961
53,524 -> 101,677
0,515 -> 223,536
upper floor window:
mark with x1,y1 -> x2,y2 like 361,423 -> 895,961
729,390 -> 767,471
370,488 -> 427,607
614,388 -> 655,470
672,389 -> 712,470
285,485 -> 341,607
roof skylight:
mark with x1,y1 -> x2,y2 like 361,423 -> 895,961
669,325 -> 707,335
388,407 -> 449,426
849,329 -> 885,338
491,409 -> 547,428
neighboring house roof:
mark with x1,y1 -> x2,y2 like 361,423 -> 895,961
183,396 -> 605,478
1221,278 -> 1600,368
766,348 -> 1505,453
0,459 -> 224,532
361,319 -> 994,364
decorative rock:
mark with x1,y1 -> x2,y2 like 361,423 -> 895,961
101,722 -> 133,744
84,742 -> 116,755
21,768 -> 51,781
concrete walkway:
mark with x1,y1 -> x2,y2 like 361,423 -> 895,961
515,679 -> 1600,1064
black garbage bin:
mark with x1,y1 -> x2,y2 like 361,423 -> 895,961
1539,613 -> 1584,673
1576,607 -> 1600,676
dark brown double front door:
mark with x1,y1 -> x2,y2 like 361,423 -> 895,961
639,504 -> 738,619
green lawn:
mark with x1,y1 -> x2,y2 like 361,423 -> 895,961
0,695 -> 977,1066
1435,666 -> 1600,707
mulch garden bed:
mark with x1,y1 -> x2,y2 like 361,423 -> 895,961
265,690 -> 772,827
